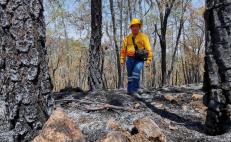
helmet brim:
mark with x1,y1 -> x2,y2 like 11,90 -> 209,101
129,23 -> 143,28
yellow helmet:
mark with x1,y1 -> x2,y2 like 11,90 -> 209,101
129,18 -> 142,28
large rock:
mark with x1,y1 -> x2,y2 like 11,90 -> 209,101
190,101 -> 207,114
133,117 -> 166,142
33,107 -> 86,142
99,117 -> 166,142
164,94 -> 176,103
99,131 -> 130,142
191,93 -> 203,101
106,118 -> 123,131
163,93 -> 185,104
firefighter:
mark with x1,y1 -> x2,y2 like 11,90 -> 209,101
120,18 -> 153,95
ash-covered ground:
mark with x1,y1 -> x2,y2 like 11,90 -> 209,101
54,84 -> 231,142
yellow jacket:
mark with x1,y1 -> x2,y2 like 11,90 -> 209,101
120,32 -> 153,64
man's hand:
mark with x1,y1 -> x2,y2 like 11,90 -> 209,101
120,59 -> 125,67
145,60 -> 151,67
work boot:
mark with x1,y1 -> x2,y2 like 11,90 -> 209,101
131,92 -> 142,98
127,92 -> 133,95
137,89 -> 143,95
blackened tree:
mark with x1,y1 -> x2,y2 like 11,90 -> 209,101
203,0 -> 231,135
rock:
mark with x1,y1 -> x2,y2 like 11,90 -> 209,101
151,102 -> 163,108
160,118 -> 171,129
128,135 -> 150,142
133,117 -> 166,142
162,93 -> 188,105
175,93 -> 184,98
192,93 -> 203,101
134,102 -> 141,109
102,117 -> 167,142
162,118 -> 171,125
163,94 -> 177,103
99,131 -> 130,142
106,119 -> 122,131
190,101 -> 207,113
169,125 -> 178,130
182,105 -> 188,112
33,107 -> 86,142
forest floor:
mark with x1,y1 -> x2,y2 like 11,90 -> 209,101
54,84 -> 231,142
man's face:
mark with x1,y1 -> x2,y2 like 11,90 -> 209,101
131,24 -> 140,35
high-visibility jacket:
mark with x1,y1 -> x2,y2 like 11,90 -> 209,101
120,32 -> 153,64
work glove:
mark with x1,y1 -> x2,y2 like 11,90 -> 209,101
120,58 -> 125,65
145,60 -> 151,67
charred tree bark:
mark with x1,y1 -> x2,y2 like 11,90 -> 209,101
203,0 -> 231,135
0,0 -> 53,141
88,0 -> 103,90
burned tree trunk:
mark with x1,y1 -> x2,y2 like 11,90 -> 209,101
88,0 -> 103,90
0,0 -> 53,141
203,0 -> 231,135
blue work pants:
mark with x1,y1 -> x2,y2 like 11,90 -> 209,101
126,57 -> 144,93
